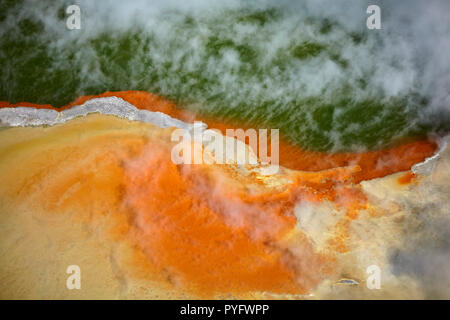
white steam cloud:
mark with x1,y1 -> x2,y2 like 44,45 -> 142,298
1,0 -> 449,151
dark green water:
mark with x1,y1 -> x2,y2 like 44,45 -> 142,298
1,0 -> 448,151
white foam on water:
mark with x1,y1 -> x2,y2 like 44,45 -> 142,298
0,96 -> 202,131
0,97 -> 444,173
2,0 -> 449,152
412,135 -> 449,175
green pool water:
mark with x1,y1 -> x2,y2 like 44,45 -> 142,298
1,0 -> 448,152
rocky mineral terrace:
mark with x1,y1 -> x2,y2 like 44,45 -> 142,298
0,95 -> 448,299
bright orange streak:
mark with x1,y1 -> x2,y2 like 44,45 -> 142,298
123,146 -> 310,296
1,90 -> 436,183
397,171 -> 417,185
0,94 -> 416,297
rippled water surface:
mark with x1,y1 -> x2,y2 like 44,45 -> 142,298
1,0 -> 449,151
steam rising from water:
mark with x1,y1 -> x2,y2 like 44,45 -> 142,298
0,0 -> 449,151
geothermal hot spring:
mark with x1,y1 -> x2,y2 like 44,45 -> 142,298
0,0 -> 449,299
